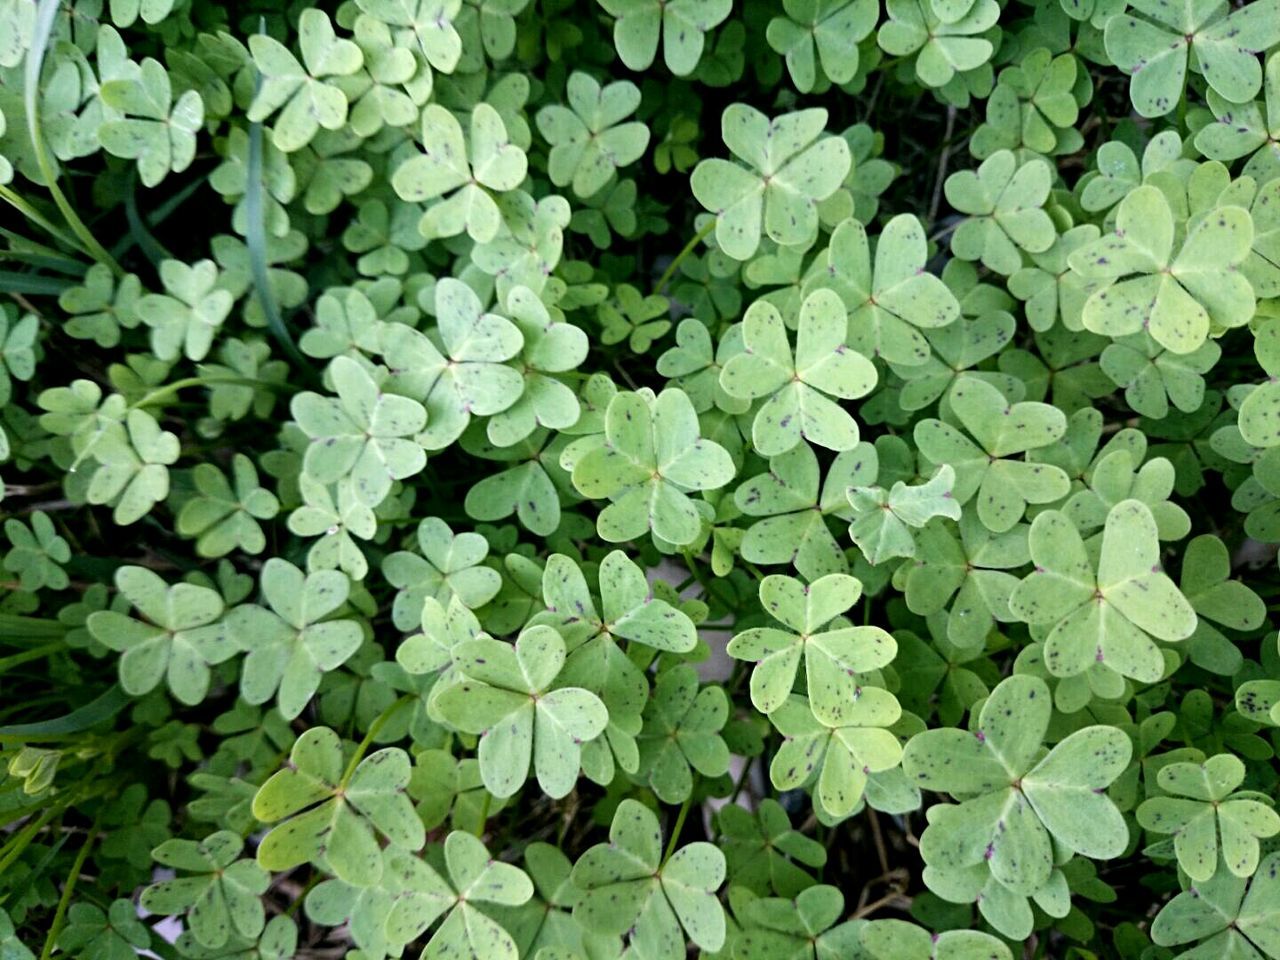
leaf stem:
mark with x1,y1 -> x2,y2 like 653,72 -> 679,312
246,18 -> 309,373
25,0 -> 122,276
38,812 -> 102,960
653,218 -> 717,297
661,786 -> 696,867
474,791 -> 492,838
338,695 -> 412,790
128,376 -> 283,411
0,185 -> 85,254
0,641 -> 63,674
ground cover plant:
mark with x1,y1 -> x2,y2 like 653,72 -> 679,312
4,0 -> 1280,956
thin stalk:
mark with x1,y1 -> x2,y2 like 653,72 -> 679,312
38,813 -> 101,960
0,185 -> 85,254
0,805 -> 60,874
285,872 -> 322,916
25,0 -> 121,276
338,695 -> 413,790
474,792 -> 492,839
661,788 -> 696,867
653,218 -> 717,296
0,641 -> 62,674
129,375 -> 281,411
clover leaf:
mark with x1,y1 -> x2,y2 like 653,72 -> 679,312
383,832 -> 533,958
736,884 -> 864,960
1077,130 -> 1188,213
1238,319 -> 1280,449
498,842 -> 622,959
809,214 -> 961,367
225,559 -> 362,721
598,283 -> 671,353
915,376 -> 1070,533
1137,753 -> 1280,881
379,278 -> 525,450
354,0 -> 462,74
946,151 -> 1057,276
248,9 -> 364,152
4,510 -> 70,592
57,264 -> 143,348
382,517 -> 502,630
140,831 -> 268,948
658,316 -> 749,414
391,103 -> 527,243
1010,499 -> 1198,683
720,290 -> 876,456
691,105 -> 851,260
87,566 -> 234,705
1150,851 -> 1280,958
717,798 -> 827,897
435,625 -> 608,798
571,387 -> 734,545
598,0 -> 731,74
860,919 -> 1012,960
462,430 -> 566,535
848,463 -> 963,565
288,475 -> 375,580
1179,534 -> 1266,676
572,798 -> 727,958
1198,52 -> 1280,189
1105,0 -> 1280,118
1069,186 -> 1255,355
970,48 -> 1085,158
176,454 -> 280,558
291,355 -> 427,508
769,692 -> 904,818
99,57 -> 203,187
536,72 -> 650,199
877,0 -> 1000,89
1007,226 -> 1103,334
531,550 -> 695,776
637,664 -> 730,802
135,259 -> 233,363
728,573 -> 896,721
485,285 -> 589,447
904,513 -> 1030,648
253,727 -> 424,886
734,441 -> 870,580
57,901 -> 151,960
1100,332 -> 1221,420
767,0 -> 879,93
0,913 -> 28,960
904,675 -> 1131,904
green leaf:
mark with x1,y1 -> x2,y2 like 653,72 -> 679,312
915,376 -> 1069,533
719,290 -> 876,455
572,799 -> 727,957
599,0 -> 732,74
1010,499 -> 1198,683
253,727 -> 424,886
140,831 -> 269,948
1070,186 -> 1255,355
946,151 -> 1057,277
691,105 -> 851,260
435,624 -> 608,798
728,573 -> 895,723
637,664 -> 731,802
87,566 -> 233,705
536,72 -> 650,198
571,387 -> 734,546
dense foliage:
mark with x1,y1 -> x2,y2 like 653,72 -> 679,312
3,0 -> 1280,956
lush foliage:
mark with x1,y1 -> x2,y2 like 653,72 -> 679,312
3,0 -> 1280,957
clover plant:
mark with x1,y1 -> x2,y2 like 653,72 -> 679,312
4,0 -> 1280,957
